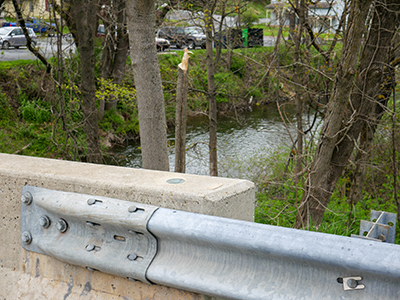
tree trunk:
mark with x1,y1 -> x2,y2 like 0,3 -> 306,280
293,0 -> 305,183
101,0 -> 130,115
126,0 -> 169,171
174,51 -> 191,173
73,0 -> 103,164
288,1 -> 297,42
205,7 -> 218,176
295,0 -> 399,229
111,0 -> 129,85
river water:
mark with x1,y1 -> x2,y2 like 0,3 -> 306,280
107,103 -> 312,178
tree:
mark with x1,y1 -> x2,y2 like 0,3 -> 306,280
295,0 -> 399,229
204,2 -> 218,176
98,0 -> 130,120
71,0 -> 103,164
126,0 -> 169,171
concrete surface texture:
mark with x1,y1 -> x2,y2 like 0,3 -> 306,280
0,153 -> 255,300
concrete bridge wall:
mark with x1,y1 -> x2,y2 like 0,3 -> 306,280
0,153 -> 254,300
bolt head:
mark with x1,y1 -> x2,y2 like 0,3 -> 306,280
56,219 -> 68,233
39,215 -> 51,228
347,278 -> 358,289
21,231 -> 32,244
86,244 -> 95,251
128,205 -> 138,213
87,198 -> 96,205
127,253 -> 138,261
21,192 -> 33,205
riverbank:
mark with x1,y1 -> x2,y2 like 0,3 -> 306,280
0,45 -> 288,158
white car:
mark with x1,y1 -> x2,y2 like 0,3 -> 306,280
0,26 -> 37,49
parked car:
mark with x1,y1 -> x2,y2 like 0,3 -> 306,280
156,37 -> 170,52
184,27 -> 206,49
2,17 -> 55,36
0,27 -> 37,49
97,24 -> 105,37
157,26 -> 203,50
98,24 -> 170,52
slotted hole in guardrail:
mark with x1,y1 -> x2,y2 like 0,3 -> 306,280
114,235 -> 126,241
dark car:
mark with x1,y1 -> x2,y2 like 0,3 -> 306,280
98,24 -> 169,52
184,27 -> 206,49
157,26 -> 203,50
156,37 -> 170,52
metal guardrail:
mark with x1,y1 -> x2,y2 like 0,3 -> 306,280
21,186 -> 400,300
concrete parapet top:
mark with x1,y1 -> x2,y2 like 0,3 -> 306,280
0,153 -> 253,201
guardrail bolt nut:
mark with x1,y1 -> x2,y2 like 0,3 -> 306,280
128,205 -> 138,213
39,215 -> 51,228
22,231 -> 32,244
86,244 -> 95,252
56,219 -> 68,233
21,192 -> 33,205
347,278 -> 358,289
127,253 -> 138,261
87,198 -> 96,205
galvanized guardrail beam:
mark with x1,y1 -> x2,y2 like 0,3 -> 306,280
21,186 -> 400,300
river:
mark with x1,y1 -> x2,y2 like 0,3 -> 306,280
107,103 -> 316,178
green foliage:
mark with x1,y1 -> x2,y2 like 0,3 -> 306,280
0,92 -> 14,126
19,95 -> 51,124
96,77 -> 136,105
225,138 -> 400,242
241,11 -> 259,28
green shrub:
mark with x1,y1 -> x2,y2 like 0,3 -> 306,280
19,96 -> 51,124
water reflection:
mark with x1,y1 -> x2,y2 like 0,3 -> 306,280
107,103 -> 306,176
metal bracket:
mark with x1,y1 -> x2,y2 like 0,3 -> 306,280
20,186 -> 159,284
342,276 -> 365,291
351,210 -> 397,243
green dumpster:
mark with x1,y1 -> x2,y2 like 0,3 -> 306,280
242,28 -> 248,48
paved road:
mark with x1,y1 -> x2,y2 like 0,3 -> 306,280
0,35 -> 276,62
0,36 -> 76,62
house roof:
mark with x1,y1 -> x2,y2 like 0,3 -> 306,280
265,3 -> 286,10
266,1 -> 334,10
309,1 -> 333,9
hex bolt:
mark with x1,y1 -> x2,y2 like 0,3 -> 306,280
127,253 -> 138,261
21,192 -> 33,205
86,244 -> 95,252
128,205 -> 138,213
347,278 -> 358,289
87,198 -> 96,205
39,215 -> 51,228
56,219 -> 68,233
21,231 -> 32,244
378,234 -> 386,242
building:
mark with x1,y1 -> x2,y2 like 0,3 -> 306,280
1,0 -> 57,20
265,0 -> 344,33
